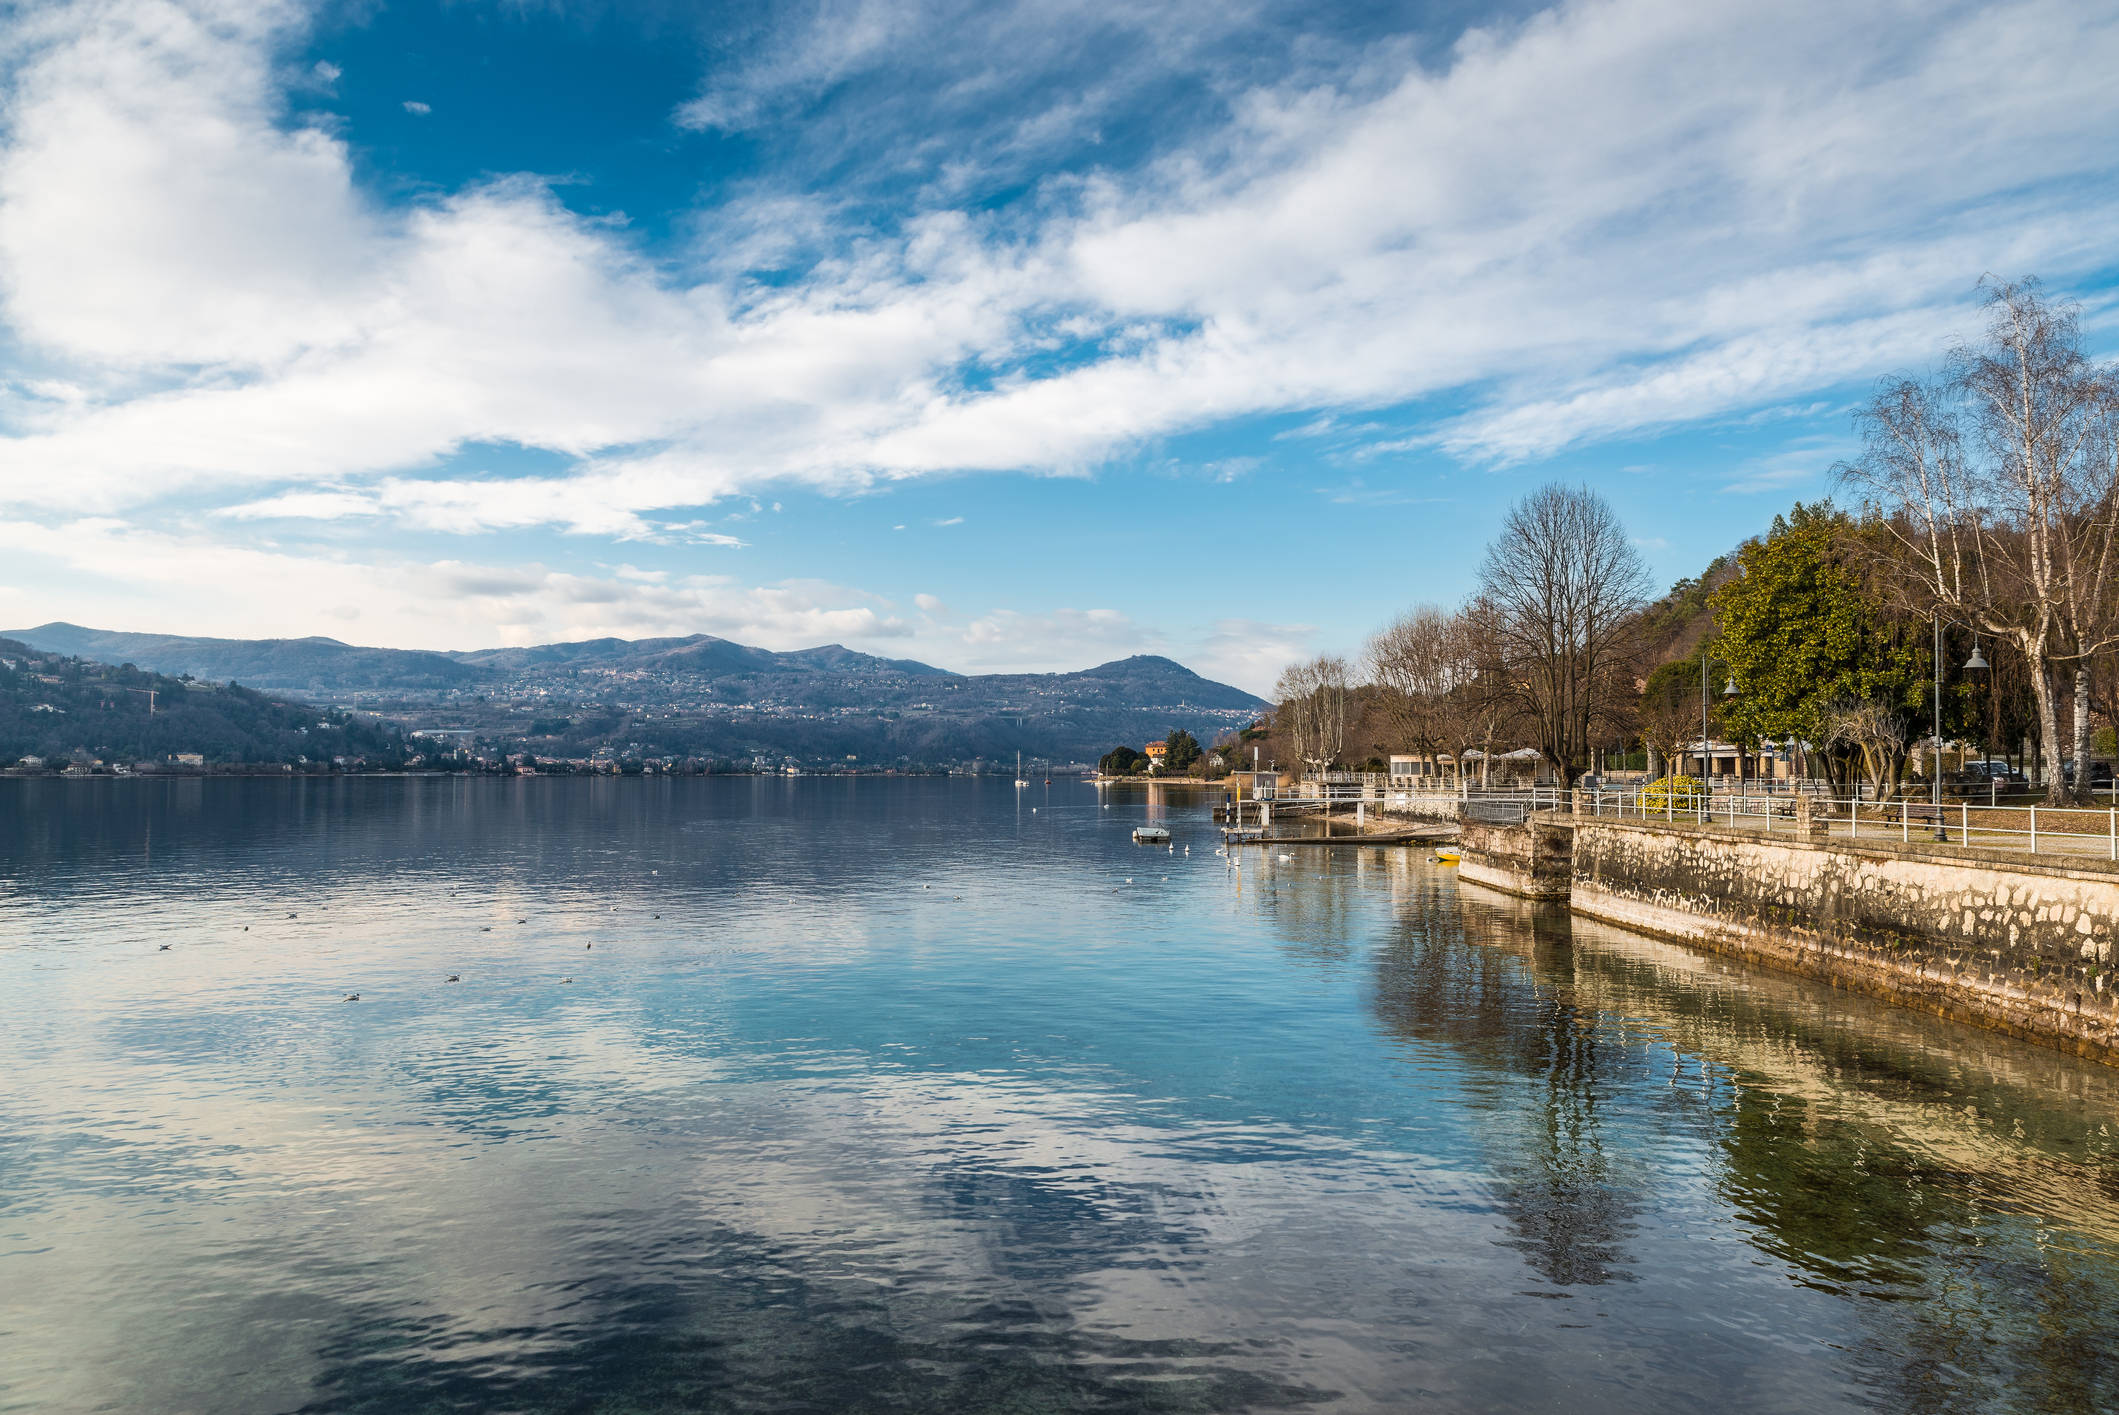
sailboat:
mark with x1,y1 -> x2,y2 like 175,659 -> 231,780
1015,752 -> 1029,789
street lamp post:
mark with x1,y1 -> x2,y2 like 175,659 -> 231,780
1699,643 -> 1739,793
1700,644 -> 1711,786
1932,610 -> 1989,839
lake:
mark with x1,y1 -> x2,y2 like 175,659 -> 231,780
2,776 -> 2116,1413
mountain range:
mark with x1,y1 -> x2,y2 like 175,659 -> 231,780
4,623 -> 1265,766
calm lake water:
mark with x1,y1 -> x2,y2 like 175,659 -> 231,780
3,777 -> 2117,1414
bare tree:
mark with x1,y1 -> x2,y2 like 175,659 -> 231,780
1468,484 -> 1651,785
1637,669 -> 1699,781
1448,609 -> 1524,788
1820,698 -> 1909,801
1366,605 -> 1467,777
1838,278 -> 2119,802
1272,654 -> 1350,774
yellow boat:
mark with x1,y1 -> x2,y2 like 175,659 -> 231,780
1430,847 -> 1460,865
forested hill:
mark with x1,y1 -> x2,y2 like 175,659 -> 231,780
0,639 -> 402,766
6,623 -> 481,692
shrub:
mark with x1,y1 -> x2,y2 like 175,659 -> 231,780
1640,774 -> 1705,813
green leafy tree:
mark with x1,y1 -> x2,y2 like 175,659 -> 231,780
1162,729 -> 1202,771
1098,745 -> 1145,775
1710,504 -> 1922,781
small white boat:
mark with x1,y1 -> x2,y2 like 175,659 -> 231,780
1132,826 -> 1171,844
1014,751 -> 1029,789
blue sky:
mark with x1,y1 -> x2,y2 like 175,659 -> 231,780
1,0 -> 2116,692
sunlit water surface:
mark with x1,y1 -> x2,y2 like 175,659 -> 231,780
3,777 -> 2117,1413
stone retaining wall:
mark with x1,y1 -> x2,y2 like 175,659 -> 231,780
1457,818 -> 1574,899
1568,818 -> 2119,1064
1377,793 -> 1462,822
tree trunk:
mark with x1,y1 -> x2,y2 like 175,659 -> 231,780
2032,659 -> 2067,803
2071,665 -> 2094,802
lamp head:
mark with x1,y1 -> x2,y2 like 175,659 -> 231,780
1722,677 -> 1739,697
1965,645 -> 1989,671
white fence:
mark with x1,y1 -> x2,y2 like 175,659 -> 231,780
1582,785 -> 2119,861
1366,778 -> 2119,859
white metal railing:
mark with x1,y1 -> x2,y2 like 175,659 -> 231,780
1582,785 -> 2119,861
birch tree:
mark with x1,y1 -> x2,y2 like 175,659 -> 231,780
1837,278 -> 2119,802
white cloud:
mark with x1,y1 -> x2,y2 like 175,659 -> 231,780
959,606 -> 1148,668
1195,617 -> 1314,697
1718,438 -> 1844,495
0,1 -> 372,370
402,99 -> 429,115
0,516 -> 1289,683
1,0 -> 2117,647
0,518 -> 902,649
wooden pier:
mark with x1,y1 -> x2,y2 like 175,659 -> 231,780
1221,825 -> 1456,847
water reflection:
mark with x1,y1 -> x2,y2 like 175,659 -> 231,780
1370,896 -> 1645,1289
1429,884 -> 2119,1412
3,780 -> 2118,1414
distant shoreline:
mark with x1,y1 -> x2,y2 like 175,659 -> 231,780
2,769 -> 1093,782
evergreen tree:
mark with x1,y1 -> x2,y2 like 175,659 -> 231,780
1710,503 -> 1923,759
1163,729 -> 1202,770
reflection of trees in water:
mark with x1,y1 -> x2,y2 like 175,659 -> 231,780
1370,892 -> 1646,1287
1495,991 -> 1638,1287
1376,890 -> 2119,1412
1555,925 -> 2119,1413
1712,1077 -> 2119,1414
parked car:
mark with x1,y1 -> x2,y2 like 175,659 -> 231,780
2062,759 -> 2115,788
1952,760 -> 2028,791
